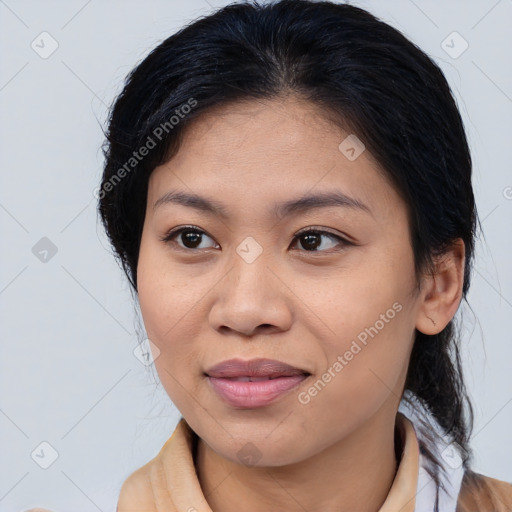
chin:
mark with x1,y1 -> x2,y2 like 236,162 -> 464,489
218,432 -> 309,468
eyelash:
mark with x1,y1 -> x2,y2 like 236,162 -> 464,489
159,225 -> 353,254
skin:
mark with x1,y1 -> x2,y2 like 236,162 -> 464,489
136,94 -> 465,512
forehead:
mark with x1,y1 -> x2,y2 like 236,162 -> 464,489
173,96 -> 348,162
147,96 -> 402,222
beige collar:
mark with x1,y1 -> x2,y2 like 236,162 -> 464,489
118,411 -> 420,511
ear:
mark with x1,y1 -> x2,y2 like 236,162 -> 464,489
415,239 -> 465,335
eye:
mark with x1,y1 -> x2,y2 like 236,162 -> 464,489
160,225 -> 351,254
160,225 -> 219,251
290,228 -> 351,253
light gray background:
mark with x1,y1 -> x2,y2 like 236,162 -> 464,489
1,0 -> 511,510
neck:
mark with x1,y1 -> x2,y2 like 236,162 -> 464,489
195,408 -> 401,512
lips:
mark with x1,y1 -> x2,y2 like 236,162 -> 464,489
205,358 -> 311,408
205,357 -> 309,379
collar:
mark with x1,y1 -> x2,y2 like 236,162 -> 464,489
126,411 -> 426,511
398,398 -> 466,512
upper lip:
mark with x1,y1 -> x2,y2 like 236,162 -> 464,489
205,358 -> 310,378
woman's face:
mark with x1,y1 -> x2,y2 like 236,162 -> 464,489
137,95 -> 424,466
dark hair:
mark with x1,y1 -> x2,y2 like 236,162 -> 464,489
99,0 -> 480,506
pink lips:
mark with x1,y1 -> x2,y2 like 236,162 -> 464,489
205,358 -> 310,408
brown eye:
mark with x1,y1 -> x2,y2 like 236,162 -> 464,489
179,229 -> 203,249
299,232 -> 323,250
160,226 -> 351,254
161,226 -> 218,251
292,229 -> 351,253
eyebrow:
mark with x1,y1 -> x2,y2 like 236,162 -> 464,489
153,189 -> 373,219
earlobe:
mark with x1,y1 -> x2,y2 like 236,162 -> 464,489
415,239 -> 465,336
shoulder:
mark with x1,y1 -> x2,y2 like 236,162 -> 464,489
117,419 -> 191,511
116,459 -> 161,512
457,469 -> 512,512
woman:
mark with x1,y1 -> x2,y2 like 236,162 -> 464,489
95,1 -> 512,510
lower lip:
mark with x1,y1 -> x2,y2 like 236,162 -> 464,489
207,374 -> 309,408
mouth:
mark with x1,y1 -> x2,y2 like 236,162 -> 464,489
206,374 -> 310,408
204,357 -> 310,379
204,358 -> 311,408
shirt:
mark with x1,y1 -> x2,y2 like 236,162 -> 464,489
115,410 -> 512,511
26,408 -> 512,511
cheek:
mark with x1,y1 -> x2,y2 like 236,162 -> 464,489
136,240 -> 211,387
137,262 -> 204,412
137,258 -> 172,343
301,258 -> 416,407
301,259 -> 412,347
137,237 -> 196,339
296,317 -> 414,450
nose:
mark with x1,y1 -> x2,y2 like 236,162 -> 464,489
208,248 -> 293,338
